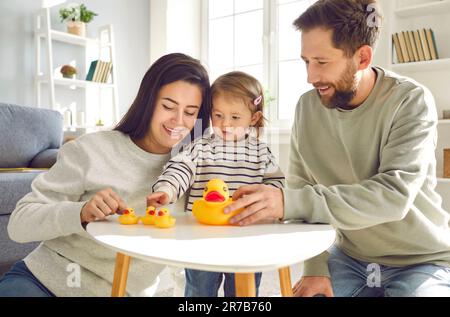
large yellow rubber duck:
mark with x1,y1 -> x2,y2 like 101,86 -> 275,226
118,208 -> 139,225
192,179 -> 243,225
154,208 -> 176,228
140,206 -> 157,225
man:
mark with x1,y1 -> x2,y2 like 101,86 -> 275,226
225,0 -> 450,297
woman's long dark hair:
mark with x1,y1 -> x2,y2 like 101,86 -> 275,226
114,53 -> 211,140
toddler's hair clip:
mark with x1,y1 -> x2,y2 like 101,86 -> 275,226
254,95 -> 263,106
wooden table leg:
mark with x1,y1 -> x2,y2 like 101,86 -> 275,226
278,267 -> 294,297
111,252 -> 131,297
235,273 -> 256,297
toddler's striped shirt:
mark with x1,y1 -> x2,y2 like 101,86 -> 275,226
152,134 -> 285,212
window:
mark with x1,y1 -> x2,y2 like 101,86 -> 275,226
207,0 -> 264,83
203,0 -> 316,126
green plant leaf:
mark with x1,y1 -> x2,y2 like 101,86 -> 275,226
59,4 -> 97,23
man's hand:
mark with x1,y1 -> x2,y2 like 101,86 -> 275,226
293,276 -> 334,297
223,184 -> 284,226
80,188 -> 127,224
146,191 -> 170,207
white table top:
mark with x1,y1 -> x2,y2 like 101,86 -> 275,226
87,213 -> 335,273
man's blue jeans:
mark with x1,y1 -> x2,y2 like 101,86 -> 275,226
185,269 -> 262,297
328,246 -> 450,297
0,261 -> 55,297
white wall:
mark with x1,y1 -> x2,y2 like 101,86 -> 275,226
149,0 -> 168,64
0,0 -> 150,117
150,0 -> 202,64
372,0 -> 392,68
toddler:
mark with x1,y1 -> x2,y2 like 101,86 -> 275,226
147,71 -> 285,297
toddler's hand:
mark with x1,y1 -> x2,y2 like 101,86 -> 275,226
147,191 -> 170,207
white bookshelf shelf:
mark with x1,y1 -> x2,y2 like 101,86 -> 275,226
439,120 -> 450,125
391,58 -> 450,73
38,29 -> 100,46
395,0 -> 450,18
55,78 -> 114,88
37,76 -> 115,89
35,7 -> 119,130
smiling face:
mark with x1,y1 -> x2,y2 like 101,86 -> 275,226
147,81 -> 203,153
211,94 -> 262,141
301,28 -> 360,109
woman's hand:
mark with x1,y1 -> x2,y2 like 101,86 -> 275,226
293,276 -> 334,297
223,184 -> 284,226
80,188 -> 127,224
146,191 -> 170,207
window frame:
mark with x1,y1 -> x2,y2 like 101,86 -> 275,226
201,0 -> 306,130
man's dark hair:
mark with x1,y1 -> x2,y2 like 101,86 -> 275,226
293,0 -> 383,57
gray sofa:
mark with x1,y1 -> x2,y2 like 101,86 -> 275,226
0,103 -> 63,276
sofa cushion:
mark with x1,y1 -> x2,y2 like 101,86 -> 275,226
0,103 -> 63,168
29,149 -> 58,168
0,214 -> 39,277
0,172 -> 41,216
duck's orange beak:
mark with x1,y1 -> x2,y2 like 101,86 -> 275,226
205,191 -> 225,202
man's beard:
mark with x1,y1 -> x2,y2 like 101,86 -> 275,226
316,61 -> 358,109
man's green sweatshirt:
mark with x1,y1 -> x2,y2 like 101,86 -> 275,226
283,67 -> 450,277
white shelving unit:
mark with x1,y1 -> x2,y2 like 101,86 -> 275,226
387,0 -> 450,206
34,7 -> 119,132
391,58 -> 450,73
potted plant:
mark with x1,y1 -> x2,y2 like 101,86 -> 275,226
60,65 -> 78,79
59,3 -> 98,37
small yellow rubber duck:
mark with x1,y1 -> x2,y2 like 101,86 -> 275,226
192,179 -> 243,225
154,208 -> 176,228
140,206 -> 158,225
118,208 -> 139,225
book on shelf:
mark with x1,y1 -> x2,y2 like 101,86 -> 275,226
397,32 -> 410,63
418,28 -> 432,61
407,31 -> 419,63
403,31 -> 415,63
91,60 -> 101,82
392,28 -> 440,64
93,60 -> 103,83
103,62 -> 113,83
425,28 -> 439,60
85,60 -> 97,81
413,30 -> 425,62
86,60 -> 113,83
392,33 -> 404,64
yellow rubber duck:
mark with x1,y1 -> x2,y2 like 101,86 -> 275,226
118,208 -> 139,225
192,179 -> 243,225
140,206 -> 157,225
154,208 -> 176,228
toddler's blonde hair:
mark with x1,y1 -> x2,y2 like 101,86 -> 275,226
211,71 -> 266,134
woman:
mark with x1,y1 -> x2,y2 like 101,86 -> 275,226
0,53 -> 211,297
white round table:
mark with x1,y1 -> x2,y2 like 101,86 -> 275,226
87,213 -> 335,297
